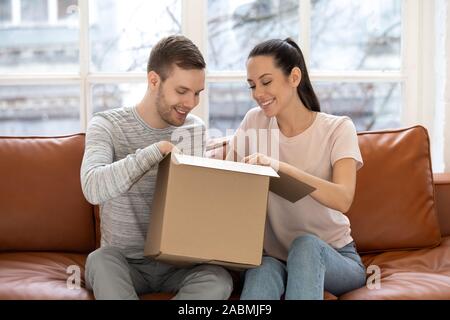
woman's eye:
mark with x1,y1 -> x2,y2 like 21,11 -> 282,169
248,86 -> 255,90
262,81 -> 272,86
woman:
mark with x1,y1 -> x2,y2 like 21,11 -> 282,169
228,38 -> 367,300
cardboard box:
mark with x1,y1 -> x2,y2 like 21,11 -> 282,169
144,152 -> 315,269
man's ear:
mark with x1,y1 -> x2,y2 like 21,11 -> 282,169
147,71 -> 161,90
290,67 -> 302,87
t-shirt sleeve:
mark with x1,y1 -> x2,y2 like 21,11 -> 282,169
330,118 -> 363,170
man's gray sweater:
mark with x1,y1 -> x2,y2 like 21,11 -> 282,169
80,106 -> 205,258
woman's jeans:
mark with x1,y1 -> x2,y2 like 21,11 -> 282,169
241,234 -> 367,300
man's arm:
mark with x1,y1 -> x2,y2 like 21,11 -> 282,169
80,116 -> 168,205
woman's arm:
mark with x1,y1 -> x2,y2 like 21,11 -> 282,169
244,154 -> 357,213
279,158 -> 357,213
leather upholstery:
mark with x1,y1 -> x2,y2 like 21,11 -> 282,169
1,126 -> 449,300
0,135 -> 96,253
434,173 -> 450,237
340,236 -> 450,300
0,252 -> 92,300
346,126 -> 441,253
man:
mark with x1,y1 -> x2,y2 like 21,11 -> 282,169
81,35 -> 233,300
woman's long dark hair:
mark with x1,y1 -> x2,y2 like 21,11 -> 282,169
248,38 -> 320,112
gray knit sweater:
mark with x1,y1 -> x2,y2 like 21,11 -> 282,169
80,106 -> 205,258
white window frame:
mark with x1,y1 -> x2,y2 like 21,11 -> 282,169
1,0 -> 78,27
0,0 -> 440,166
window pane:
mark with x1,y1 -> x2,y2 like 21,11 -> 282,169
311,0 -> 401,71
0,0 -> 11,23
209,82 -> 254,136
90,0 -> 181,73
21,0 -> 48,23
207,0 -> 299,71
208,81 -> 401,134
0,2 -> 79,73
92,83 -> 147,115
0,85 -> 81,136
315,82 -> 401,131
58,0 -> 78,21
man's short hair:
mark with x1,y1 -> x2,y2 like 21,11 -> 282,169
147,35 -> 206,81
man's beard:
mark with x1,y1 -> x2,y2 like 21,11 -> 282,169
155,86 -> 185,127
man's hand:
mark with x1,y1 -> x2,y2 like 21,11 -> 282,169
157,141 -> 176,156
157,141 -> 183,156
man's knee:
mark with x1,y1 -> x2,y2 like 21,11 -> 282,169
191,265 -> 234,299
87,246 -> 122,266
85,246 -> 126,283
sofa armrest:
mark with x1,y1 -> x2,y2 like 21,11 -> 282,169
434,173 -> 450,237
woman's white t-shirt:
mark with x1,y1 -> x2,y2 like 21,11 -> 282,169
230,107 -> 363,261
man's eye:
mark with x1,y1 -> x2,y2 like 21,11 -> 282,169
177,90 -> 187,95
248,85 -> 255,90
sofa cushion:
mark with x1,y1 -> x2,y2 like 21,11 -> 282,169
339,236 -> 450,300
0,134 -> 96,253
346,126 -> 441,253
0,252 -> 281,300
0,252 -> 92,299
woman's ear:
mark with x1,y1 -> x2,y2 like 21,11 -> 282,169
147,71 -> 161,90
290,67 -> 302,87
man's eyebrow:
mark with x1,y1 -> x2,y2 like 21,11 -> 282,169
247,73 -> 272,82
177,86 -> 204,93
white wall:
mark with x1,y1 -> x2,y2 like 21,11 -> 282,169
434,0 -> 450,173
444,0 -> 450,172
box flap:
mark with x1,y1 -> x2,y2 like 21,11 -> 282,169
269,170 -> 316,203
171,152 -> 279,178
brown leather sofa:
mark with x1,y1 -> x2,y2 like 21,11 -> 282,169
1,125 -> 449,300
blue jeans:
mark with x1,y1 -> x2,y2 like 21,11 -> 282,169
240,234 -> 367,300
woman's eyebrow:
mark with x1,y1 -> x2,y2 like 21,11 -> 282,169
247,73 -> 272,82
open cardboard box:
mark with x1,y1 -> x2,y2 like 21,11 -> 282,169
144,152 -> 315,269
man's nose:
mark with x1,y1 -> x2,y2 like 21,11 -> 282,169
183,94 -> 197,109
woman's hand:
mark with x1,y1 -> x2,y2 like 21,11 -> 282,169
242,153 -> 279,170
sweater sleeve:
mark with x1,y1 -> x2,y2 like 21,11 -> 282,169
80,116 -> 164,205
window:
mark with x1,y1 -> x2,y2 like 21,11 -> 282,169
208,0 -> 299,71
58,0 -> 78,21
310,0 -> 401,71
21,0 -> 48,23
0,0 -> 181,136
0,0 -> 12,23
89,0 -> 181,73
0,0 -> 441,168
207,0 -> 403,133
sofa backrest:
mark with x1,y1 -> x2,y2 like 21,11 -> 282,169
0,134 -> 96,253
347,126 -> 442,253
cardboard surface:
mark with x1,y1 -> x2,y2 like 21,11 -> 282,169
172,152 -> 279,178
144,152 -> 314,268
270,170 -> 316,203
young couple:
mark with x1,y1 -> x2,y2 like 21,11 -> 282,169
80,35 -> 367,300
